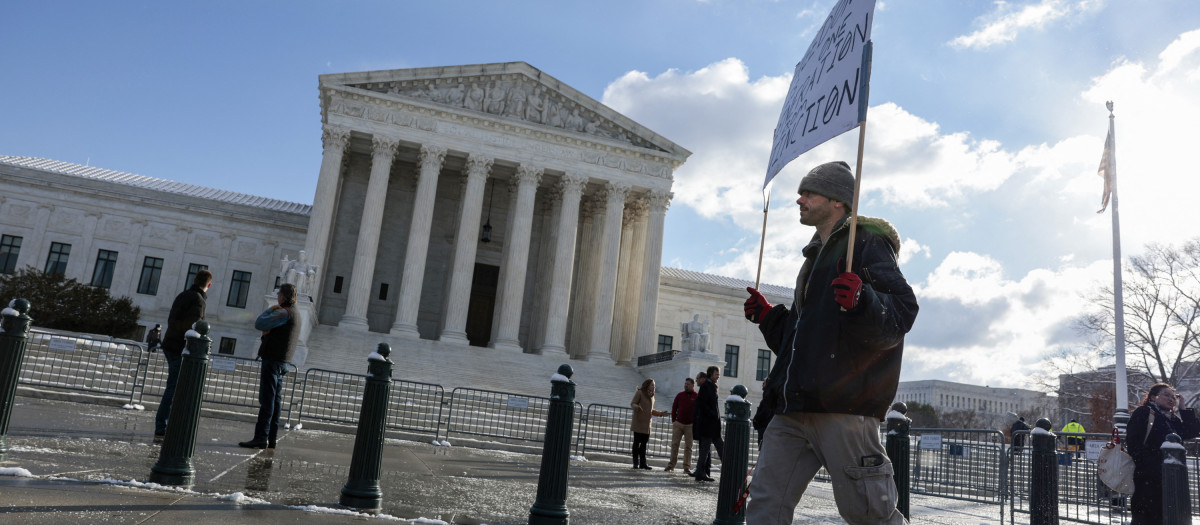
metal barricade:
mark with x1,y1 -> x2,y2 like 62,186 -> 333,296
578,403 -> 761,465
908,428 -> 1007,506
18,329 -> 149,404
140,352 -> 300,422
445,387 -> 582,446
1008,430 -> 1151,524
295,368 -> 445,441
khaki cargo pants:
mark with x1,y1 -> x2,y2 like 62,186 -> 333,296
746,412 -> 907,525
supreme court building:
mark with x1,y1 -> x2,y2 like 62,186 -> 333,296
0,63 -> 794,403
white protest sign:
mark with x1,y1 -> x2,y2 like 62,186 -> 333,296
1086,440 -> 1103,462
765,0 -> 876,188
919,433 -> 942,450
507,397 -> 530,410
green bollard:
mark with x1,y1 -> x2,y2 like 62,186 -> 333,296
1029,417 -> 1058,525
0,299 -> 32,459
885,401 -> 911,520
149,321 -> 213,487
529,364 -> 576,525
340,343 -> 393,513
713,384 -> 750,525
1161,433 -> 1191,525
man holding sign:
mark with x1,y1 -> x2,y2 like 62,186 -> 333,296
743,161 -> 918,524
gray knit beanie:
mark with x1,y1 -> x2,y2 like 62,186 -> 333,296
798,161 -> 855,209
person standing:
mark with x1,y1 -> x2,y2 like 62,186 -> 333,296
145,324 -> 162,352
239,283 -> 300,449
742,161 -> 918,524
155,270 -> 212,438
629,378 -> 668,469
1010,416 -> 1030,452
692,366 -> 723,483
665,377 -> 697,473
1061,419 -> 1086,457
1126,383 -> 1200,525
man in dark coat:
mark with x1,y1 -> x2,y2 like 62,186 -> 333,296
691,366 -> 723,483
1010,416 -> 1030,451
154,270 -> 212,437
239,283 -> 300,449
743,161 -> 918,524
145,324 -> 162,352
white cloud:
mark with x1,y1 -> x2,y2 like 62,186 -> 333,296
950,0 -> 1105,50
898,237 -> 931,266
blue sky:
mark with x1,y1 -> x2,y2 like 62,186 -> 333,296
5,1 -> 1200,389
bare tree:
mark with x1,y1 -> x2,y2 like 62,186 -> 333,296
1076,240 -> 1200,388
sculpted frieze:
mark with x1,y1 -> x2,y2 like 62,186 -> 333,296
347,75 -> 662,152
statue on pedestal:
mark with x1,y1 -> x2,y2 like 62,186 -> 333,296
680,314 -> 710,353
279,251 -> 320,301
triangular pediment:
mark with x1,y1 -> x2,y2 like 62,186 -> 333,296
319,62 -> 688,159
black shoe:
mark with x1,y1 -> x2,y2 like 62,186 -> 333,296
239,440 -> 269,449
268,440 -> 277,449
700,475 -> 715,482
153,432 -> 165,439
639,465 -> 653,470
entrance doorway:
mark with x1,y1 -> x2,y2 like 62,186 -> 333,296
465,263 -> 498,347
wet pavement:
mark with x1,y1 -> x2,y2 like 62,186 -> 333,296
1,396 -> 1010,524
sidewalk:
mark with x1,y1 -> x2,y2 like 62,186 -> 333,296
1,396 -> 1009,524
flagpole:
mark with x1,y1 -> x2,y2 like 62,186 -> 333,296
1107,100 -> 1130,433
755,189 -> 770,289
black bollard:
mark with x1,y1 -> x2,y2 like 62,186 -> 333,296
1161,433 -> 1191,525
713,384 -> 751,525
149,321 -> 213,487
530,364 -> 576,525
0,299 -> 32,459
340,343 -> 393,513
885,401 -> 911,520
1029,417 -> 1058,525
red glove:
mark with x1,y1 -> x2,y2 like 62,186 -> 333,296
744,287 -> 771,324
831,272 -> 863,310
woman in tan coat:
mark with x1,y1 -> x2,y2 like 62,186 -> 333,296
630,378 -> 668,470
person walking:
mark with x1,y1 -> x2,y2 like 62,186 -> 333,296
692,366 -> 723,483
629,378 -> 668,469
145,324 -> 162,352
155,270 -> 212,438
742,161 -> 919,524
1127,383 -> 1200,525
665,377 -> 697,473
239,283 -> 300,449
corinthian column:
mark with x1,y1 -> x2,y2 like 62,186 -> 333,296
305,125 -> 351,306
391,144 -> 447,337
439,154 -> 493,344
634,191 -> 672,359
587,182 -> 630,361
612,197 -> 648,364
567,195 -> 601,358
537,174 -> 586,357
489,165 -> 542,351
339,136 -> 398,330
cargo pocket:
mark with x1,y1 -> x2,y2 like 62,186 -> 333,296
843,462 -> 898,522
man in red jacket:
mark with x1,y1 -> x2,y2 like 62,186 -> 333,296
665,377 -> 698,473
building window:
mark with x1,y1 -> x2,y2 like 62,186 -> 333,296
227,270 -> 251,308
725,344 -> 739,378
0,235 -> 21,274
45,242 -> 71,276
378,283 -> 388,301
657,335 -> 672,353
185,263 -> 209,288
137,256 -> 164,295
218,337 -> 237,355
756,349 -> 771,381
91,249 -> 119,289
333,275 -> 343,293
